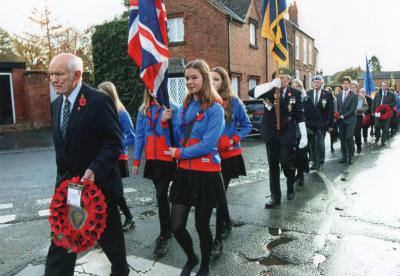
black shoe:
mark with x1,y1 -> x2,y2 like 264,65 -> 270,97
357,146 -> 362,153
221,223 -> 232,240
195,269 -> 210,276
153,235 -> 171,257
211,239 -> 223,259
310,164 -> 317,170
375,138 -> 380,144
297,176 -> 305,186
381,142 -> 387,147
331,146 -> 335,153
180,255 -> 199,276
347,158 -> 353,164
264,198 -> 281,208
286,192 -> 295,200
339,158 -> 347,164
122,217 -> 135,231
316,164 -> 323,171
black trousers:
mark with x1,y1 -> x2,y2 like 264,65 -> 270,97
354,115 -> 364,147
266,140 -> 296,200
45,197 -> 129,276
339,121 -> 356,160
375,118 -> 391,143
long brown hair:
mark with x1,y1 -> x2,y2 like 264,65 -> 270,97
211,67 -> 234,122
98,81 -> 125,112
183,59 -> 222,109
139,88 -> 155,115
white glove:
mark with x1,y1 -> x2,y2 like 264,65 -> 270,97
253,78 -> 281,98
298,122 -> 308,149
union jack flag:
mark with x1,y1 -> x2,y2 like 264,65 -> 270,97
128,0 -> 170,107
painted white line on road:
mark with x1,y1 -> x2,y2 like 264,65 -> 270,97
124,188 -> 137,193
36,198 -> 52,205
314,171 -> 345,250
0,214 -> 16,224
0,203 -> 13,210
74,249 -> 194,276
38,209 -> 50,217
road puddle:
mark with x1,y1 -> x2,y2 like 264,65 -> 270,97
259,255 -> 290,266
140,210 -> 156,217
268,227 -> 282,236
264,237 -> 294,252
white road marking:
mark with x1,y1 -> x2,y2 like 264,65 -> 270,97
124,187 -> 137,193
38,209 -> 50,217
0,203 -> 13,210
0,214 -> 16,224
36,198 -> 52,205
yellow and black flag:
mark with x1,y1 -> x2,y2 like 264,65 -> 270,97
261,0 -> 289,65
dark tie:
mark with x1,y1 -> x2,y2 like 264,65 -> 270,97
314,91 -> 319,106
381,92 -> 386,105
61,98 -> 70,139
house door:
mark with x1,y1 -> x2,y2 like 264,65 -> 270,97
0,73 -> 16,125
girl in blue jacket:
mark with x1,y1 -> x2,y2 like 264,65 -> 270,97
168,59 -> 225,276
210,67 -> 252,258
98,81 -> 135,231
133,89 -> 177,257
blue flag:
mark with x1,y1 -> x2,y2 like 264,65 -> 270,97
261,0 -> 289,65
363,56 -> 374,95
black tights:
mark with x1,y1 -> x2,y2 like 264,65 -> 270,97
215,175 -> 232,241
117,196 -> 132,220
153,180 -> 172,237
171,204 -> 213,273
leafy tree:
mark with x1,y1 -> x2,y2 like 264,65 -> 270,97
369,55 -> 381,72
0,28 -> 20,61
334,67 -> 362,83
92,19 -> 144,120
12,4 -> 93,70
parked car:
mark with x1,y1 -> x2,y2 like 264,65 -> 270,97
243,100 -> 264,136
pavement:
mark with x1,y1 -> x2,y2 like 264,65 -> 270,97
1,129 -> 400,275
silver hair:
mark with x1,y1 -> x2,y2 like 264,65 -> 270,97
67,55 -> 83,73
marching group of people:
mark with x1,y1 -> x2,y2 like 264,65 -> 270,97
45,53 -> 399,276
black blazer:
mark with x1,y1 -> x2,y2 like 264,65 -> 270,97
337,90 -> 358,125
306,89 -> 334,130
261,86 -> 305,145
371,90 -> 397,114
302,95 -> 323,130
51,83 -> 123,199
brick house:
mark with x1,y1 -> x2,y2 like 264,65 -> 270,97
0,62 -> 51,132
358,71 -> 400,91
165,0 -> 318,103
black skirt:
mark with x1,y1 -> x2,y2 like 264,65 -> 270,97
143,160 -> 177,182
169,169 -> 225,208
119,160 -> 130,178
221,154 -> 246,180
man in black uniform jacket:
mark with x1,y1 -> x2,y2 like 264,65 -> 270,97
306,75 -> 334,171
45,53 -> 129,276
249,68 -> 307,208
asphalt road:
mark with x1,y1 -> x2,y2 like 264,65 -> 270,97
1,130 -> 400,276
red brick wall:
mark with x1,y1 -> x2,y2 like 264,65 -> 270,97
11,68 -> 27,123
166,0 -> 228,70
24,71 -> 51,128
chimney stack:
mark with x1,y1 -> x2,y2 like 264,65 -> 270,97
288,1 -> 298,25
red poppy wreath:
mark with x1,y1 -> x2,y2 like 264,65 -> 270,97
375,105 -> 392,121
48,176 -> 107,254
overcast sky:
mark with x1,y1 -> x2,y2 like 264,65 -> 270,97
1,0 -> 399,75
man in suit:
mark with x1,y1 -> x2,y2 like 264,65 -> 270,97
371,80 -> 397,146
45,53 -> 129,276
250,68 -> 307,207
306,75 -> 334,171
360,88 -> 373,143
336,76 -> 358,164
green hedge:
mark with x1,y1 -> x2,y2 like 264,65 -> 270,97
92,18 -> 144,120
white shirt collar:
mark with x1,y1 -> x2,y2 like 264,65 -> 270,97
63,82 -> 82,110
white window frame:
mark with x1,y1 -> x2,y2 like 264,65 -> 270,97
231,75 -> 239,96
303,38 -> 307,64
0,73 -> 16,124
249,22 -> 256,46
295,36 -> 300,60
308,72 -> 312,89
167,17 -> 184,43
248,78 -> 257,91
168,77 -> 186,105
296,70 -> 300,80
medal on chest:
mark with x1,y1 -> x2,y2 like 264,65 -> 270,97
288,93 -> 296,112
